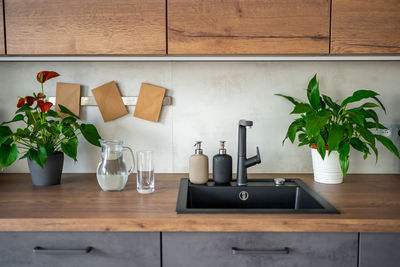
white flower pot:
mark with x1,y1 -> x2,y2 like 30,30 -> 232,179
311,147 -> 343,184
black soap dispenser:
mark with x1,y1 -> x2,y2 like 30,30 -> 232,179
213,141 -> 232,184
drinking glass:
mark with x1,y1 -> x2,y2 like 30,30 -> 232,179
137,150 -> 155,194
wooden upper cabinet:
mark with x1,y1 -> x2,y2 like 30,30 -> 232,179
0,0 -> 4,55
4,0 -> 166,55
331,0 -> 400,54
168,0 -> 330,55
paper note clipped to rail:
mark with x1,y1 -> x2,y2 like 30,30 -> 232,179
134,83 -> 166,122
92,81 -> 128,122
55,82 -> 81,118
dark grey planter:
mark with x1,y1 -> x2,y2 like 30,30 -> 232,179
27,152 -> 64,186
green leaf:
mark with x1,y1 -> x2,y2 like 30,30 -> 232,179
1,114 -> 24,125
15,103 -> 33,113
365,109 -> 379,123
15,128 -> 30,138
19,151 -> 30,160
275,94 -> 299,105
283,121 -> 298,144
0,144 -> 18,170
338,141 -> 350,157
347,111 -> 365,127
372,96 -> 386,113
356,126 -> 375,146
375,135 -> 400,158
298,133 -> 309,146
26,111 -> 40,125
38,146 -> 47,168
28,148 -> 40,167
61,125 -> 75,137
46,109 -> 59,118
322,94 -> 340,114
80,124 -> 101,147
0,126 -> 13,145
305,114 -> 329,138
367,142 -> 379,163
61,137 -> 78,161
341,90 -> 379,107
327,125 -> 344,153
58,104 -> 80,119
350,138 -> 368,153
316,135 -> 326,160
365,122 -> 387,129
339,153 -> 349,177
307,74 -> 321,110
61,116 -> 77,125
290,103 -> 312,114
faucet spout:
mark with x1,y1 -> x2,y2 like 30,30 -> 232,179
237,120 -> 261,186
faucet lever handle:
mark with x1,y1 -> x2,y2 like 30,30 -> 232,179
244,147 -> 261,168
257,147 -> 261,163
256,146 -> 261,163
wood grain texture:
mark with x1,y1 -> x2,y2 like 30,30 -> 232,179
331,0 -> 400,54
0,0 -> 4,55
0,173 -> 400,232
4,0 -> 166,55
168,0 -> 330,55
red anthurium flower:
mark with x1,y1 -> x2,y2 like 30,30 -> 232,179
37,100 -> 53,113
35,92 -> 46,100
25,96 -> 35,106
37,92 -> 46,98
36,71 -> 60,84
17,97 -> 25,108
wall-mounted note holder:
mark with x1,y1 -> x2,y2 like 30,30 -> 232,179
48,96 -> 172,106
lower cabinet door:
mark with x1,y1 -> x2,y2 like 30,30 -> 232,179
359,233 -> 400,267
163,232 -> 358,267
0,232 -> 160,267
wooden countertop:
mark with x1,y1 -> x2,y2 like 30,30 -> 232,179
0,173 -> 399,232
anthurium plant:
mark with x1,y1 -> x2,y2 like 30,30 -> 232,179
0,71 -> 101,169
276,74 -> 400,176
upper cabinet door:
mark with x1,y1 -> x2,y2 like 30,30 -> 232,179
5,0 -> 166,55
168,0 -> 330,55
331,0 -> 400,54
0,1 -> 4,55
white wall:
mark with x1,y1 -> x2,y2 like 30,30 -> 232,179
0,61 -> 399,174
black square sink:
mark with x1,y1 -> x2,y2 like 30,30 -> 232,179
176,178 -> 339,214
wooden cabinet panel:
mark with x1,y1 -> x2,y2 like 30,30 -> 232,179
0,0 -> 4,55
331,0 -> 400,54
168,0 -> 330,55
163,232 -> 358,267
4,0 -> 166,55
359,233 -> 400,267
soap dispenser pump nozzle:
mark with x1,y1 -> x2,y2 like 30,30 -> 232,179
194,141 -> 203,155
219,141 -> 227,155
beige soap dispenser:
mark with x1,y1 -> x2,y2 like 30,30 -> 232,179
189,141 -> 209,184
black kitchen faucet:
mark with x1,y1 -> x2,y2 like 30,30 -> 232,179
236,120 -> 261,186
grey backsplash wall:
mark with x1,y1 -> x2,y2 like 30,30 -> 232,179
0,61 -> 399,174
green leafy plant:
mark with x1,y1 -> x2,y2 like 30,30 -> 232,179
0,71 -> 101,169
276,74 -> 400,176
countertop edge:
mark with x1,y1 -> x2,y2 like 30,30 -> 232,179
1,218 -> 399,232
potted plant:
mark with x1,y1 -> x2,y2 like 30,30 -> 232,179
0,71 -> 102,186
276,74 -> 400,184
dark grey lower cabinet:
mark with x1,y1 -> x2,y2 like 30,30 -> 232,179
163,232 -> 358,267
359,233 -> 400,267
0,232 -> 160,267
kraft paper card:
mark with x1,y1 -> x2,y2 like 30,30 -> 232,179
134,83 -> 166,123
55,82 -> 81,118
92,81 -> 128,122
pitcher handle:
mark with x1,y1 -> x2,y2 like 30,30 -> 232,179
123,146 -> 135,175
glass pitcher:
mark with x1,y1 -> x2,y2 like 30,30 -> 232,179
96,139 -> 135,191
